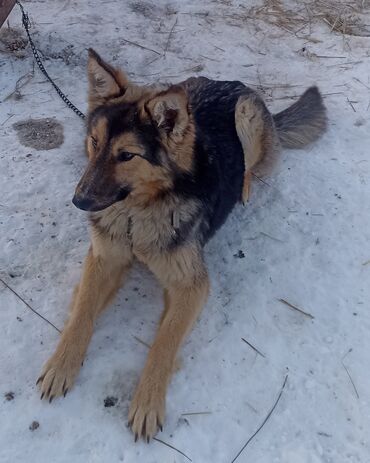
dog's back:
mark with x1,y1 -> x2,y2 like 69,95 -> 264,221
181,77 -> 248,242
179,77 -> 327,241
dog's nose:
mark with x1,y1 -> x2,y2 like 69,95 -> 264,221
72,194 -> 94,211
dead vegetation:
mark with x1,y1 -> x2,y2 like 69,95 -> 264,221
231,375 -> 288,463
278,298 -> 315,319
207,0 -> 370,38
13,117 -> 64,151
0,26 -> 28,58
250,0 -> 369,37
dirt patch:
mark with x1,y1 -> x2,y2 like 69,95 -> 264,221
129,1 -> 176,19
233,250 -> 245,259
104,396 -> 118,407
41,34 -> 82,66
0,27 -> 28,58
29,421 -> 40,431
130,1 -> 154,18
4,392 -> 14,401
13,118 -> 64,151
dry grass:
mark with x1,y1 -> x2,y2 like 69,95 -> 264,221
251,0 -> 370,37
208,0 -> 369,38
278,298 -> 315,319
0,277 -> 61,333
0,26 -> 28,57
231,375 -> 288,463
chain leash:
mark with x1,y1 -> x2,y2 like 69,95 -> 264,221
16,0 -> 86,120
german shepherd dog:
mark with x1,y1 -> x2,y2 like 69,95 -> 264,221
37,49 -> 327,441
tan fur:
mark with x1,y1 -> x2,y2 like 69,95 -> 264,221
127,242 -> 209,439
235,94 -> 276,203
160,115 -> 195,173
128,273 -> 209,440
146,88 -> 196,172
38,50 -> 327,443
87,116 -> 108,159
38,50 -> 221,443
147,89 -> 189,141
37,233 -> 132,400
87,47 -> 133,111
160,289 -> 170,326
38,197 -> 208,439
115,155 -> 172,204
118,82 -> 169,105
38,50 -> 213,442
112,132 -> 144,156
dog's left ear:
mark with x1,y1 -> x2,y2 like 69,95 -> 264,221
87,48 -> 129,109
147,87 -> 189,142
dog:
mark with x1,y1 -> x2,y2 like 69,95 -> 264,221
37,48 -> 327,442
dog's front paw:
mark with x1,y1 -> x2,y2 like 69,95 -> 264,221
36,351 -> 81,402
128,380 -> 165,442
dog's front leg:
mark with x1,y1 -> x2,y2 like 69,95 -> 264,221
37,234 -> 132,401
128,250 -> 209,441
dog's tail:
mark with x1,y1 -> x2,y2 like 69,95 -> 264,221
273,86 -> 327,149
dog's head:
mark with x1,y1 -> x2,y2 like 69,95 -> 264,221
72,49 -> 195,212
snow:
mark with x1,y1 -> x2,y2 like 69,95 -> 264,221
1,1 -> 370,462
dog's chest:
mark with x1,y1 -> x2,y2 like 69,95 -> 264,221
92,199 -> 199,258
129,205 -> 177,255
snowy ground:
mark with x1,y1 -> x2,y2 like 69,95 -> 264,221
1,1 -> 370,462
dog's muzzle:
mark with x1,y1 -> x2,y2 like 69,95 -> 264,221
72,188 -> 130,212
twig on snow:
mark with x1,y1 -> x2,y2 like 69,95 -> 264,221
163,16 -> 178,55
0,277 -> 61,333
346,96 -> 357,112
278,298 -> 315,319
132,335 -> 151,349
1,114 -> 14,126
3,70 -> 34,101
153,437 -> 192,461
121,38 -> 161,56
212,44 -> 225,52
252,172 -> 271,187
241,338 -> 266,358
315,54 -> 346,58
341,348 -> 359,399
353,77 -> 370,90
260,232 -> 284,243
231,375 -> 288,463
199,54 -> 221,62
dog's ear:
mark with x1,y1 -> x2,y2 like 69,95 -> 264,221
147,87 -> 189,142
87,48 -> 129,109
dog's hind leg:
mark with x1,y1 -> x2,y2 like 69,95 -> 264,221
235,93 -> 276,203
37,233 -> 132,402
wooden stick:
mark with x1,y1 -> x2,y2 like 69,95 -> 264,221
278,298 -> 315,319
153,437 -> 192,461
231,375 -> 288,462
0,277 -> 61,333
241,338 -> 266,358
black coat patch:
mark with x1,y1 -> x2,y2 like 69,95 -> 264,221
176,77 -> 248,243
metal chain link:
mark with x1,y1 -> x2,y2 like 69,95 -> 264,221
16,0 -> 86,120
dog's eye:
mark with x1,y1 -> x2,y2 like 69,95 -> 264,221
91,137 -> 97,149
117,151 -> 135,162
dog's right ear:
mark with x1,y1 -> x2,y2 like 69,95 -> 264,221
146,87 -> 190,143
87,48 -> 129,110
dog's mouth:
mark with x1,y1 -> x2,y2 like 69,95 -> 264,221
72,188 -> 130,212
